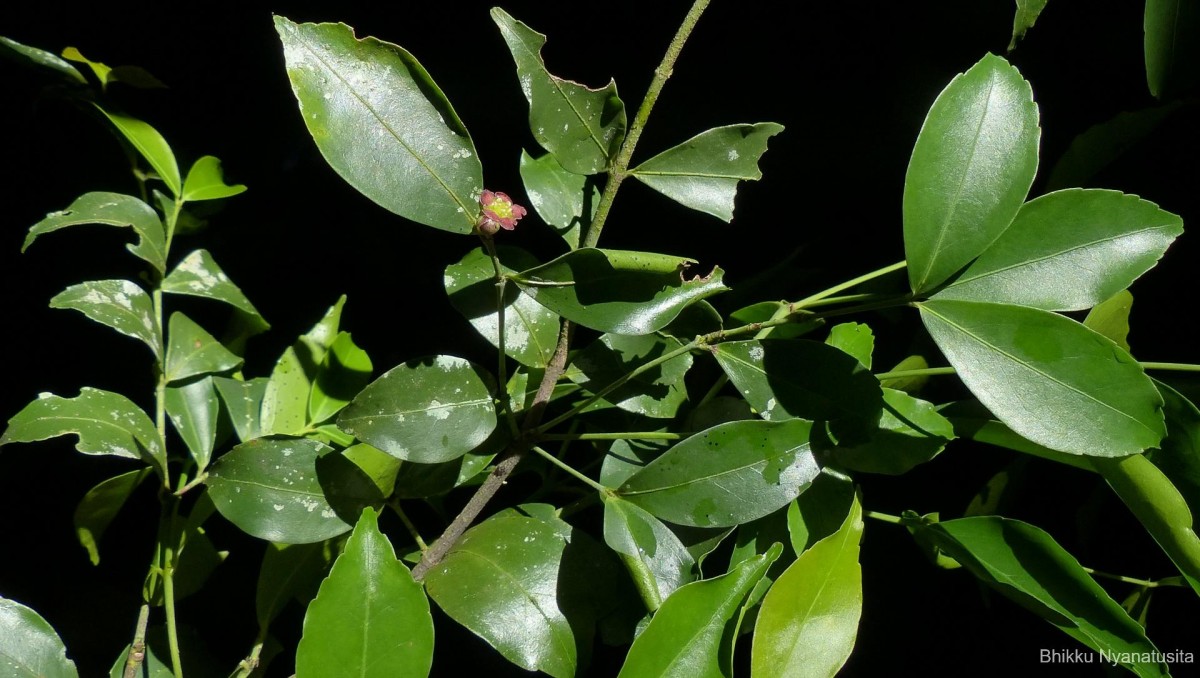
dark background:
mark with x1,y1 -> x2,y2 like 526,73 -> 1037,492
1,1 -> 1198,675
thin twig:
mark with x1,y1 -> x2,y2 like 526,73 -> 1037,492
122,604 -> 151,678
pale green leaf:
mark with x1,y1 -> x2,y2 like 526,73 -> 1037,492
182,155 -> 247,202
94,105 -> 181,197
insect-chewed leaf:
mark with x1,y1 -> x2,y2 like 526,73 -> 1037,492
94,104 -> 181,197
182,155 -> 247,202
24,192 -> 166,274
162,249 -> 268,333
0,596 -> 79,678
50,279 -> 161,358
519,150 -> 599,248
570,333 -> 693,419
165,312 -> 243,382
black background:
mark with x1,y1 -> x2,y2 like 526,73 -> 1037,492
1,1 -> 1198,675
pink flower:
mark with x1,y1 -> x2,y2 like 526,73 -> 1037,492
476,190 -> 527,235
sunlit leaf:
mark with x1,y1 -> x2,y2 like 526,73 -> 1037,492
825,322 -> 874,369
0,596 -> 79,678
831,388 -> 954,475
0,35 -> 86,83
787,469 -> 855,554
162,249 -> 268,333
570,333 -> 692,419
164,312 -> 242,382
24,192 -> 166,274
519,150 -> 599,248
213,377 -> 269,443
94,105 -> 181,197
182,155 -> 247,202
1008,0 -> 1049,51
603,495 -> 696,609
50,279 -> 160,358
309,332 -> 373,424
74,468 -> 152,565
1084,290 -> 1134,352
341,443 -> 400,497
165,377 -> 218,471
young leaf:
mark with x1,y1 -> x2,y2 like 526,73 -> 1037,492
616,544 -> 781,678
618,419 -> 819,528
1144,0 -> 1200,98
825,322 -> 874,369
62,46 -> 112,86
603,495 -> 697,609
752,495 -> 863,678
256,541 -> 335,630
165,377 -> 219,471
519,150 -> 599,248
275,17 -> 482,233
165,313 -> 242,382
50,279 -> 161,359
570,333 -> 693,419
424,514 -> 577,678
262,297 -> 349,435
831,388 -> 955,475
162,249 -> 268,333
630,123 -> 784,222
1008,0 -> 1049,51
74,468 -> 152,565
904,53 -> 1039,294
0,596 -> 79,678
309,332 -> 373,423
94,105 -> 181,197
913,516 -> 1170,676
919,299 -> 1165,456
444,246 -> 560,368
0,35 -> 86,83
878,354 -> 931,394
933,190 -> 1182,311
213,376 -> 269,443
297,508 -> 433,677
338,356 -> 497,464
24,192 -> 166,274
181,155 -> 247,202
491,8 -> 626,174
1,388 -> 166,478
1084,290 -> 1134,351
512,248 -> 728,335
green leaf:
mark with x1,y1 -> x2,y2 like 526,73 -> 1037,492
24,192 -> 166,274
74,468 -> 151,565
262,298 -> 348,435
164,521 -> 228,604
1008,0 -> 1049,51
1045,103 -> 1183,191
341,443 -> 401,496
831,388 -> 954,475
424,514 -> 576,678
1084,290 -> 1134,352
933,190 -> 1182,311
206,439 -> 382,543
61,46 -> 112,85
296,508 -> 433,677
275,17 -> 481,233
519,150 -> 599,248
256,541 -> 335,629
825,322 -> 874,369
162,250 -> 268,333
94,105 -> 181,197
945,400 -> 1095,471
1152,380 -> 1200,518
445,246 -> 560,368
338,356 -> 498,463
0,35 -> 86,83
617,544 -> 780,678
752,495 -> 863,678
165,313 -> 242,382
392,449 -> 497,499
1145,0 -> 1200,98
713,339 -> 882,424
213,377 -> 269,443
904,53 -> 1039,294
514,248 -> 727,335
165,377 -> 218,471
727,505 -> 797,621
182,155 -> 247,202
919,299 -> 1164,456
1,388 -> 166,478
570,333 -> 693,419
603,495 -> 697,609
913,516 -> 1170,676
0,596 -> 79,678
630,123 -> 784,222
309,332 -> 373,424
878,354 -> 931,394
50,280 -> 160,358
787,469 -> 856,554
491,8 -> 626,174
618,419 -> 819,528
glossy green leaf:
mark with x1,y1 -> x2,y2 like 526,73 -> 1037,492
713,339 -> 882,424
933,190 -> 1182,311
904,54 -> 1039,294
832,388 -> 954,475
94,105 -> 181,197
445,246 -> 560,368
787,469 -> 856,554
630,123 -> 784,222
162,250 -> 268,332
206,439 -> 381,543
603,495 -> 696,609
1084,290 -> 1134,352
492,8 -> 626,174
1008,0 -> 1049,51
945,400 -> 1095,472
74,468 -> 151,565
1045,103 -> 1183,190
309,332 -> 373,423
600,438 -> 668,488
0,596 -> 79,678
392,449 -> 497,498
165,377 -> 218,471
297,508 -> 433,677
617,545 -> 780,678
1,388 -> 166,478
570,333 -> 693,419
919,299 -> 1164,456
519,150 -> 599,248
275,17 -> 481,233
825,322 -> 873,369
50,280 -> 160,358
0,35 -> 86,83
341,443 -> 401,496
618,419 -> 819,528
164,313 -> 242,382
261,346 -> 311,436
727,504 -> 798,626
914,516 -> 1169,676
1152,380 -> 1200,517
752,495 -> 863,678
514,248 -> 727,335
1145,0 -> 1200,98
338,356 -> 497,463
61,46 -> 111,85
213,377 -> 269,443
424,514 -> 576,678
256,541 -> 335,629
24,192 -> 166,274
878,354 -> 930,394
181,155 -> 247,202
